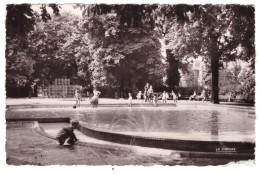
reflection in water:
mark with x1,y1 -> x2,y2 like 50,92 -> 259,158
210,111 -> 219,141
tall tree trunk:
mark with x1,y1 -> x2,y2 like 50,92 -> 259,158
210,33 -> 220,104
119,79 -> 124,98
211,55 -> 219,104
119,60 -> 125,98
166,49 -> 180,90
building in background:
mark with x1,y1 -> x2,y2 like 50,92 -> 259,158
179,56 -> 207,88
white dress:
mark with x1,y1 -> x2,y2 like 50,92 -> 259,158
90,91 -> 101,106
128,96 -> 133,105
162,93 -> 168,100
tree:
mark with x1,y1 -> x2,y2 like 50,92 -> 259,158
6,4 -> 60,87
165,49 -> 180,91
238,63 -> 255,96
78,4 -> 165,95
219,62 -> 242,94
154,4 -> 255,103
28,12 -> 86,86
6,4 -> 36,87
219,61 -> 255,96
162,20 -> 195,90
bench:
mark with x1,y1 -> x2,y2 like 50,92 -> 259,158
196,96 -> 210,101
219,95 -> 230,102
232,95 -> 250,103
219,94 -> 254,103
178,95 -> 190,100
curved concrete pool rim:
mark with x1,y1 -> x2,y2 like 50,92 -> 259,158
6,116 -> 254,159
77,123 -> 254,154
6,102 -> 255,160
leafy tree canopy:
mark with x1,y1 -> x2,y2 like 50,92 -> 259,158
154,4 -> 255,103
78,4 -> 166,92
6,4 -> 255,102
28,12 -> 83,86
6,4 -> 60,87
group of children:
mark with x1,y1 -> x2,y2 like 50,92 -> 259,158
128,92 -> 159,107
57,85 -> 181,146
75,86 -> 180,108
128,89 -> 180,107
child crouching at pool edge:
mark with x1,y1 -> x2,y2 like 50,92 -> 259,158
56,119 -> 79,145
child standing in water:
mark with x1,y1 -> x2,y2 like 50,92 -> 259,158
144,83 -> 149,102
147,85 -> 154,102
162,91 -> 168,103
143,89 -> 147,102
90,89 -> 101,108
136,91 -> 142,101
171,90 -> 177,103
153,93 -> 158,107
74,89 -> 81,108
56,119 -> 79,145
128,93 -> 132,107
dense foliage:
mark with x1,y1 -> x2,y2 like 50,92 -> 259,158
79,4 -> 165,94
6,4 -> 255,102
154,4 -> 255,103
28,13 -> 84,86
6,4 -> 60,87
219,62 -> 255,95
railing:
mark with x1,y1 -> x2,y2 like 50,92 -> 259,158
46,79 -> 82,98
47,85 -> 81,98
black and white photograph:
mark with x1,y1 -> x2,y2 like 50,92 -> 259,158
1,0 -> 259,171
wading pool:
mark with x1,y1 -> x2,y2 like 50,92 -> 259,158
7,105 -> 255,143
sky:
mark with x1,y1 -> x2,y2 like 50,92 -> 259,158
32,4 -> 83,16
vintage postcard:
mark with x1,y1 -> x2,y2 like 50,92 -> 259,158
2,0 -> 259,173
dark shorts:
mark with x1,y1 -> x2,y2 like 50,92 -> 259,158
57,137 -> 77,145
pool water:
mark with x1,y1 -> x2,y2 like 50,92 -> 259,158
8,105 -> 255,142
